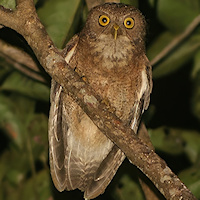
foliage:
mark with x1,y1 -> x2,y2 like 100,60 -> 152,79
0,0 -> 200,199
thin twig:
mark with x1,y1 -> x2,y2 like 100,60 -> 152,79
150,14 -> 200,66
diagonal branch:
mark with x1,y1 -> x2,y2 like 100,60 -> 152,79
0,1 -> 197,199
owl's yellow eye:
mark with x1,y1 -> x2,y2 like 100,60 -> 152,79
124,17 -> 135,29
99,15 -> 110,26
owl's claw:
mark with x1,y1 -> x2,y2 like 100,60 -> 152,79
74,67 -> 88,83
81,76 -> 88,83
101,98 -> 116,113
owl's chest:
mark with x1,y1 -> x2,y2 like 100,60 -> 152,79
70,53 -> 143,121
91,35 -> 134,69
70,43 -> 138,96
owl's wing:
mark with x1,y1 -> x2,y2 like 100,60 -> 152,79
84,146 -> 125,199
84,64 -> 152,199
130,64 -> 152,133
49,80 -> 124,197
48,35 -> 79,191
49,80 -> 67,191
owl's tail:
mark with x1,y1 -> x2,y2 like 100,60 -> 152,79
84,145 -> 125,199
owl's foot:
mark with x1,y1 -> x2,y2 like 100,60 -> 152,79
74,67 -> 88,83
101,98 -> 116,113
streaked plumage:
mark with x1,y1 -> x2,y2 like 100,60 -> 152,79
48,3 -> 152,199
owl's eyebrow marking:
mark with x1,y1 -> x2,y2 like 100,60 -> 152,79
98,10 -> 110,17
123,12 -> 136,19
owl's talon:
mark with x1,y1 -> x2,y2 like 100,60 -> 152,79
74,67 -> 82,76
101,98 -> 110,107
81,76 -> 88,83
74,67 -> 88,82
101,98 -> 116,113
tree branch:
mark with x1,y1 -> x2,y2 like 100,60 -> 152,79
0,1 -> 197,199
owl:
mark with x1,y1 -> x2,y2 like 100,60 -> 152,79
48,3 -> 152,200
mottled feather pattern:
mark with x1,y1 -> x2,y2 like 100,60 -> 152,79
48,3 -> 152,199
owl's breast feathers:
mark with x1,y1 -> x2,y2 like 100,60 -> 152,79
90,34 -> 134,65
70,34 -> 151,123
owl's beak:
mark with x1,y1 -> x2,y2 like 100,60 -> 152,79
113,24 -> 119,40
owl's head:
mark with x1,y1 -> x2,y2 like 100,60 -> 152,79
80,3 -> 147,53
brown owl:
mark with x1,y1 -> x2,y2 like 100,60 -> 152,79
48,3 -> 152,200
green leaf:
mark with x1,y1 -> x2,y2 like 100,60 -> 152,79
181,130 -> 200,163
1,71 -> 50,102
157,0 -> 200,33
179,163 -> 200,199
191,51 -> 200,121
148,0 -> 156,7
191,49 -> 200,78
149,127 -> 200,163
0,59 -> 13,81
0,95 -> 49,198
0,0 -> 16,9
21,170 -> 52,200
1,170 -> 52,200
37,0 -> 82,48
0,94 -> 35,147
112,173 -> 144,200
191,83 -> 200,122
28,113 -> 48,161
0,93 -> 48,159
121,0 -> 138,7
148,127 -> 185,155
0,156 -> 7,182
0,149 -> 29,187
